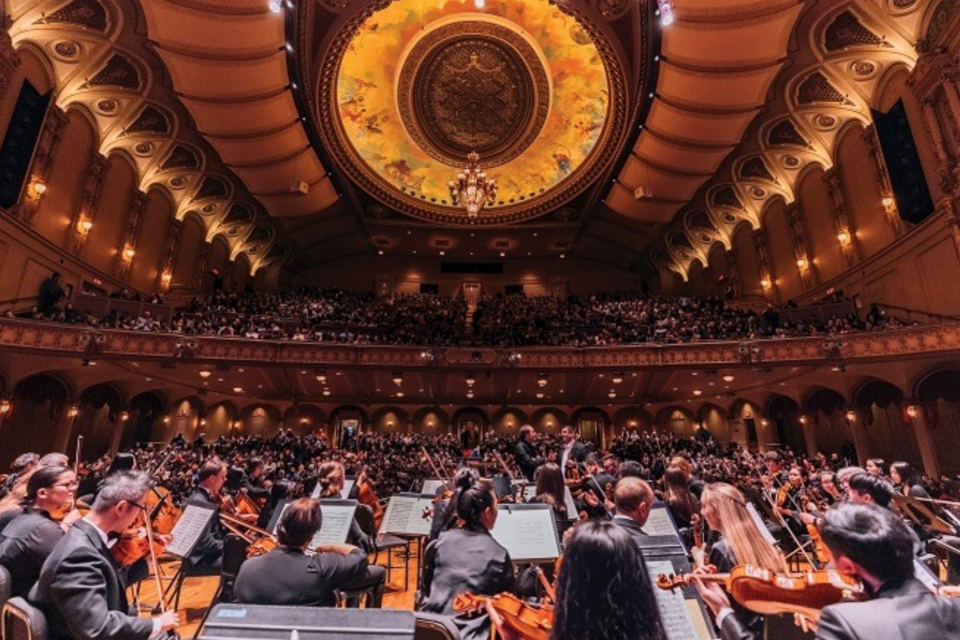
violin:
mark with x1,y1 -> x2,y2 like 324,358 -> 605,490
454,592 -> 554,640
656,565 -> 866,621
145,486 -> 181,535
112,508 -> 166,567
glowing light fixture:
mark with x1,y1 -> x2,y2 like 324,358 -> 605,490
448,152 -> 497,219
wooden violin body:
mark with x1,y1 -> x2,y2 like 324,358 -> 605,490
146,485 -> 180,535
112,517 -> 165,567
657,565 -> 866,621
454,592 -> 554,640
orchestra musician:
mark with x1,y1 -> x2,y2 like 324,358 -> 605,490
775,465 -> 810,540
0,453 -> 70,528
816,471 -> 843,507
865,458 -> 886,479
0,465 -> 81,598
514,425 -> 544,482
577,453 -> 616,520
557,425 -> 588,477
185,457 -> 228,571
529,463 -> 569,538
611,477 -> 656,548
0,452 -> 39,501
420,469 -> 516,640
490,521 -> 667,640
233,497 -> 379,607
29,471 -> 180,640
695,502 -> 960,639
663,464 -> 701,530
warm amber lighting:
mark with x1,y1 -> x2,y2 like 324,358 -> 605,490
612,373 -> 624,385
200,418 -> 207,427
882,195 -> 895,208
119,411 -> 129,421
0,400 -> 11,415
722,374 -> 735,382
316,373 -> 327,383
67,404 -> 79,418
907,405 -> 918,418
322,389 -> 331,397
396,391 -> 404,398
392,372 -> 403,386
537,374 -> 548,388
199,369 -> 212,379
233,387 -> 243,393
161,272 -> 173,283
32,181 -> 47,196
123,247 -> 136,260
79,219 -> 93,233
799,415 -> 809,425
536,392 -> 545,399
163,416 -> 171,425
692,389 -> 702,396
837,232 -> 850,244
760,278 -> 771,289
608,390 -> 616,398
796,258 -> 808,269
845,410 -> 857,422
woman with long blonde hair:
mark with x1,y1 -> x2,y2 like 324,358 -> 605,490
700,482 -> 785,573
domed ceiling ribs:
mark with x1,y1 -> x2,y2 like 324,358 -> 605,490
8,0 -> 284,275
644,0 -> 928,282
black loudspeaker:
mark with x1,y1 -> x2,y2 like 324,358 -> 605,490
199,604 -> 415,639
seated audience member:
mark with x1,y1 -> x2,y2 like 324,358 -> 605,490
234,498 -> 382,607
696,502 -> 960,639
421,469 -> 516,640
30,471 -> 179,640
492,520 -> 667,640
0,465 -> 81,597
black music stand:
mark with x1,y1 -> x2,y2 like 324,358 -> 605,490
198,604 -> 415,639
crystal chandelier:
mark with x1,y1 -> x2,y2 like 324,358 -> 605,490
448,152 -> 497,219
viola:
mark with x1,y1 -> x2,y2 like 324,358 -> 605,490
656,565 -> 866,621
112,511 -> 166,567
454,592 -> 554,640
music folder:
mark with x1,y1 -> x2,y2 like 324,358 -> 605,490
267,499 -> 358,546
165,504 -> 215,558
490,503 -> 560,562
378,493 -> 435,537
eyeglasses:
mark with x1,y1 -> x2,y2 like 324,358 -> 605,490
52,482 -> 79,490
127,501 -> 147,512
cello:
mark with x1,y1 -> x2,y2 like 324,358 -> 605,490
356,465 -> 385,529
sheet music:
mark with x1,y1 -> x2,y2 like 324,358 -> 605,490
271,500 -> 357,546
645,504 -> 683,539
378,494 -> 434,536
644,560 -> 701,640
166,505 -> 215,558
517,482 -> 577,520
421,479 -> 444,496
746,502 -> 777,545
490,504 -> 560,561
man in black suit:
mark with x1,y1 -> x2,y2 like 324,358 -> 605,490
557,425 -> 588,476
514,425 -> 543,481
185,457 -> 228,571
611,477 -> 655,548
30,470 -> 179,640
696,502 -> 960,640
234,497 -> 379,607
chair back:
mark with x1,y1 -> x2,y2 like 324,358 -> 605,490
414,612 -> 461,640
354,504 -> 377,538
2,597 -> 49,640
0,564 -> 11,611
222,533 -> 250,579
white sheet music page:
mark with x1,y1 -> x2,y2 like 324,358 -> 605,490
644,559 -> 701,640
378,494 -> 433,536
421,479 -> 444,496
166,505 -> 215,558
490,505 -> 560,561
313,502 -> 357,545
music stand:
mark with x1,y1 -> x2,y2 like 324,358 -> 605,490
199,604 -> 415,639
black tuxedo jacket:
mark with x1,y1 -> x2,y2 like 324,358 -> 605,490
185,486 -> 224,568
233,546 -> 368,607
29,519 -> 153,640
719,577 -> 960,640
514,440 -> 542,481
0,507 -> 65,598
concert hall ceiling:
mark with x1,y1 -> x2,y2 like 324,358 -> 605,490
5,0 -> 939,276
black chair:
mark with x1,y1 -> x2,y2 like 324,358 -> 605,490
192,533 -> 250,639
2,596 -> 49,640
414,612 -> 461,640
414,539 -> 438,609
0,564 -> 11,612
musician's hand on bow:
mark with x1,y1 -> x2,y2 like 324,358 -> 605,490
485,599 -> 522,640
693,575 -> 731,617
155,610 -> 179,632
799,512 -> 816,525
583,492 -> 600,508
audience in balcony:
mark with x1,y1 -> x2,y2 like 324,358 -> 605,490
5,286 -> 909,347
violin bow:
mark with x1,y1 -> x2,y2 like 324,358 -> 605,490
422,446 -> 450,485
73,435 -> 84,476
142,502 -> 174,632
751,463 -> 816,567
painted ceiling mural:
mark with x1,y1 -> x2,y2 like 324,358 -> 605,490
332,0 -> 614,224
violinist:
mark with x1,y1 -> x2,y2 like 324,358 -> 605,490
529,463 -> 569,538
663,464 -> 701,530
233,498 -> 374,607
611,477 -> 656,548
816,471 -> 843,507
695,502 -> 960,639
490,521 -> 667,640
30,470 -> 180,640
185,457 -> 227,571
420,469 -> 516,640
0,465 -> 81,598
0,453 -> 70,527
577,454 -> 616,520
865,458 -> 886,479
775,465 -> 809,540
240,456 -> 270,503
557,425 -> 587,479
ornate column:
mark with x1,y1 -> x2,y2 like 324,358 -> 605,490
724,249 -> 741,299
158,219 -> 183,292
114,190 -> 148,281
194,240 -> 212,292
68,152 -> 109,254
919,98 -> 958,194
11,107 -> 67,225
752,228 -> 778,304
801,417 -> 818,459
786,203 -> 818,289
824,169 -> 860,265
910,410 -> 942,481
844,409 -> 871,467
0,15 -> 20,104
864,127 -> 906,237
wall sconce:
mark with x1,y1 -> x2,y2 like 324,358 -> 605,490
612,372 -> 624,385
629,420 -> 638,427
760,278 -> 771,289
119,411 -> 129,422
537,373 -> 549,388
536,392 -> 544,399
123,247 -> 136,261
796,257 -> 808,270
396,391 -> 404,398
799,415 -> 809,425
300,417 -> 309,425
163,416 -> 171,425
722,374 -> 735,382
161,272 -> 173,284
906,405 -> 919,419
199,369 -> 212,379
881,195 -> 895,209
32,181 -> 47,197
316,372 -> 327,383
761,419 -> 769,427
845,410 -> 857,422
67,404 -> 79,418
608,390 -> 617,399
392,372 -> 403,386
387,421 -> 394,428
232,387 -> 243,393
322,389 -> 331,397
200,418 -> 207,427
837,231 -> 850,245
78,219 -> 93,233
0,399 -> 11,415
